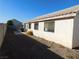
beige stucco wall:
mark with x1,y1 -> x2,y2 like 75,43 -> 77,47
25,23 -> 29,30
0,24 -> 7,48
30,18 -> 74,49
73,12 -> 79,48
55,19 -> 74,48
31,23 -> 34,30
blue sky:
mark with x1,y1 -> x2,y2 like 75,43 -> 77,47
0,0 -> 79,23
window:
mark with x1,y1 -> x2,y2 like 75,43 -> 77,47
34,22 -> 38,30
29,23 -> 31,29
24,23 -> 29,30
44,20 -> 55,32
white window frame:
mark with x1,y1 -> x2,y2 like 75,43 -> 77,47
34,22 -> 39,30
44,20 -> 55,32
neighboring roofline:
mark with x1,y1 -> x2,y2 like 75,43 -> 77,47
25,5 -> 79,23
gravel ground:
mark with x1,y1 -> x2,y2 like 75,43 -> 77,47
0,27 -> 63,59
23,33 -> 79,59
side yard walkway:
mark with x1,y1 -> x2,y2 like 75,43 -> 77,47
0,27 -> 63,59
22,33 -> 79,59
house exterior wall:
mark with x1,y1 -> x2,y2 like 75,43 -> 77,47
55,19 -> 74,48
31,18 -> 74,48
31,23 -> 34,30
25,23 -> 29,30
73,12 -> 79,48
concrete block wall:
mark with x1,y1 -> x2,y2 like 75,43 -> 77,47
73,12 -> 79,48
0,24 -> 7,48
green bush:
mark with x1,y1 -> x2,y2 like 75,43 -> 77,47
7,20 -> 13,26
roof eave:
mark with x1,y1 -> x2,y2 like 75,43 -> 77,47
29,13 -> 76,23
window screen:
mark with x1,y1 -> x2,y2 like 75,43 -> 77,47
34,22 -> 38,30
44,20 -> 55,32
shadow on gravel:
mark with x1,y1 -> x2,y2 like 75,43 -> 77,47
0,27 -> 64,59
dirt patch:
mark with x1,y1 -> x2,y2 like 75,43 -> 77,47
23,33 -> 79,59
